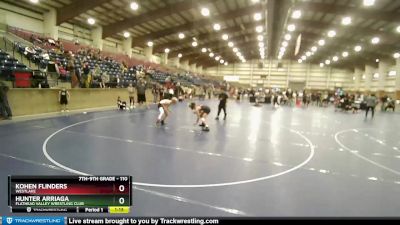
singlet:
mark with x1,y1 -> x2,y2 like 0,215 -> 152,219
60,90 -> 67,100
160,99 -> 172,105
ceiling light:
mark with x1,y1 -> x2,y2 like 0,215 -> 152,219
318,39 -> 325,46
256,26 -> 263,33
123,32 -> 130,38
228,42 -> 234,47
236,52 -> 241,57
306,51 -> 311,57
147,41 -> 153,47
224,62 -> 228,66
362,74 -> 366,79
209,53 -> 214,58
257,35 -> 264,41
220,59 -> 224,64
325,60 -> 331,65
328,30 -> 336,38
284,34 -> 291,41
342,16 -> 352,25
371,37 -> 380,44
213,24 -> 221,31
354,45 -> 362,52
282,41 -> 288,47
320,63 -> 324,68
394,52 -> 400,59
178,33 -> 185,39
375,58 -> 380,63
388,71 -> 396,76
292,10 -> 302,19
373,73 -> 379,79
30,0 -> 39,3
164,48 -> 170,53
397,25 -> 400,33
342,51 -> 349,57
353,76 -> 356,80
298,59 -> 303,63
254,13 -> 262,21
259,42 -> 264,48
201,48 -> 207,53
178,53 -> 182,58
287,24 -> 296,32
192,41 -> 198,47
332,56 -> 339,61
87,18 -> 96,25
215,56 -> 220,61
363,0 -> 375,6
222,34 -> 229,40
280,47 -> 286,52
301,55 -> 306,60
130,2 -> 139,10
201,7 -> 210,17
311,46 -> 318,52
277,55 -> 282,60
233,47 -> 238,53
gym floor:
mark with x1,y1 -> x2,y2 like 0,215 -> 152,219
1,100 -> 400,217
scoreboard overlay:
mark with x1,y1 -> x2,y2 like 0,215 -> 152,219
8,176 -> 132,214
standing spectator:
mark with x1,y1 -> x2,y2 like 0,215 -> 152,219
100,72 -> 109,89
136,79 -> 148,108
82,62 -> 91,88
152,83 -> 159,104
0,81 -> 12,120
127,83 -> 135,109
58,88 -> 70,112
365,94 -> 377,119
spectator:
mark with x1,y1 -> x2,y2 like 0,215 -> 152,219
117,96 -> 126,111
152,83 -> 159,104
0,81 -> 12,120
82,62 -> 91,88
127,83 -> 135,108
385,98 -> 395,112
100,72 -> 108,89
136,79 -> 148,108
365,93 -> 377,119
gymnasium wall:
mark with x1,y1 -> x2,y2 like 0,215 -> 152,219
205,60 -> 352,91
0,2 -> 44,33
8,89 -> 156,117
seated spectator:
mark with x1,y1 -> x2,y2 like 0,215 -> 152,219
117,96 -> 127,110
385,99 -> 396,112
41,51 -> 50,61
57,62 -> 68,80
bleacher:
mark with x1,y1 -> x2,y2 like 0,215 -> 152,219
0,49 -> 33,87
5,26 -> 221,89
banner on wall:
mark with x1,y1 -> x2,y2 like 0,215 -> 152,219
224,76 -> 240,82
